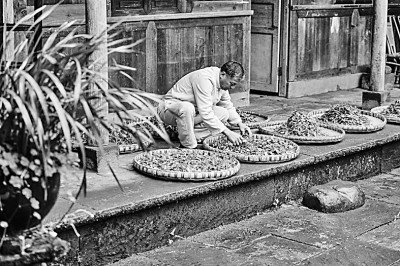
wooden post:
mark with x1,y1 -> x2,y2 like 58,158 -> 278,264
3,0 -> 14,61
362,0 -> 389,110
33,0 -> 42,53
85,0 -> 109,146
370,0 -> 388,92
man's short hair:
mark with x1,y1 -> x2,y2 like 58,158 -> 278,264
221,61 -> 244,80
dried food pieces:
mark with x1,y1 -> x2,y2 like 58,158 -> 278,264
206,134 -> 298,156
227,110 -> 270,129
318,104 -> 370,126
135,149 -> 238,172
275,111 -> 324,137
237,109 -> 258,124
379,101 -> 400,116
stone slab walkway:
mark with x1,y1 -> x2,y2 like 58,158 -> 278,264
110,168 -> 400,266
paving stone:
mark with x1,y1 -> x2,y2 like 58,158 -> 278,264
298,239 -> 400,266
142,239 -> 272,266
357,173 -> 400,205
358,218 -> 400,251
233,234 -> 320,265
189,222 -> 267,250
109,254 -> 166,266
302,180 -> 365,213
190,200 -> 400,252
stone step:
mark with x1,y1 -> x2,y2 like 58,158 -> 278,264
50,123 -> 400,266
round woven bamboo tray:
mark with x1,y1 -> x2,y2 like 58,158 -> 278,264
132,149 -> 240,181
258,120 -> 345,144
309,109 -> 387,133
371,106 -> 400,124
227,110 -> 270,130
203,134 -> 300,163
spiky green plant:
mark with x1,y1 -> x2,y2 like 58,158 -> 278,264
0,4 -> 169,237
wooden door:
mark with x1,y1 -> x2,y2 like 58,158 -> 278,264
250,0 -> 280,93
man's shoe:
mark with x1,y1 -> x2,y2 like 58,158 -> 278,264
179,143 -> 203,149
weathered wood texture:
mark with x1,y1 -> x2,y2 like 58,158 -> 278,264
250,0 -> 280,94
29,2 -> 251,105
288,5 -> 375,82
27,0 -> 85,4
370,0 -> 388,92
109,17 -> 250,97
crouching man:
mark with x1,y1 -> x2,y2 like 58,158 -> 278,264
157,61 -> 252,149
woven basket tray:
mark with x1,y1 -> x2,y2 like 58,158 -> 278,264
258,120 -> 345,144
227,110 -> 270,130
203,134 -> 300,163
371,106 -> 400,124
309,109 -> 387,133
132,149 -> 240,181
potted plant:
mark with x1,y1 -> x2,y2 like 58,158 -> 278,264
0,4 -> 168,260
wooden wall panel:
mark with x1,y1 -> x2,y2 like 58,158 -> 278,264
291,7 -> 373,80
153,21 -> 246,95
109,28 -> 147,90
39,11 -> 251,104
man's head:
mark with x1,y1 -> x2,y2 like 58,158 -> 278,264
219,61 -> 244,91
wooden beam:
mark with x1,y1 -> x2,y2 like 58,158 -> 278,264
107,10 -> 253,23
86,0 -> 109,145
146,21 -> 157,93
33,0 -> 43,53
370,0 -> 388,92
3,0 -> 14,60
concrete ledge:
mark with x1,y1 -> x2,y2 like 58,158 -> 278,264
52,124 -> 400,265
287,73 -> 363,98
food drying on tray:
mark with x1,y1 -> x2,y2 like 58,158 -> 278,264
275,111 -> 326,137
317,104 -> 370,126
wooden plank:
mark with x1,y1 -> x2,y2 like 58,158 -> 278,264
292,4 -> 374,10
232,23 -> 243,62
287,9 -> 298,81
165,28 -> 181,93
213,25 -> 225,66
146,21 -> 158,93
194,27 -> 207,69
3,0 -> 14,61
339,17 -> 350,68
312,17 -> 321,72
181,27 -> 195,76
320,17 -> 331,70
297,9 -> 354,18
108,10 -> 253,23
350,9 -> 360,68
155,16 -> 247,29
304,17 -> 314,73
26,4 -> 86,26
287,73 -> 363,98
330,16 -> 340,69
192,1 -> 246,12
279,0 -> 290,96
242,16 -> 251,96
157,28 -> 167,94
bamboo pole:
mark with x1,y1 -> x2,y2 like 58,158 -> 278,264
85,0 -> 109,146
370,0 -> 388,92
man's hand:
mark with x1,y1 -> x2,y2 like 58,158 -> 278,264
238,122 -> 252,137
223,128 -> 247,146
